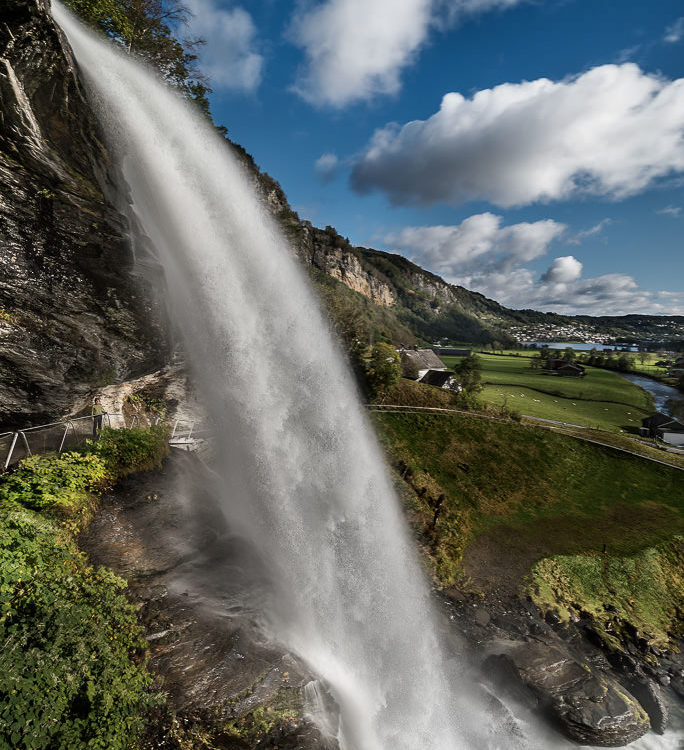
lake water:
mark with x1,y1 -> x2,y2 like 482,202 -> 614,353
530,341 -> 638,352
618,372 -> 684,417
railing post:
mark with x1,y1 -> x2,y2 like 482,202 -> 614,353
58,423 -> 70,454
4,432 -> 18,471
20,431 -> 31,457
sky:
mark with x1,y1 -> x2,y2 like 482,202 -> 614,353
183,0 -> 684,316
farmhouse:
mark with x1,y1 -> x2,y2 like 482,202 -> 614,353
419,369 -> 456,389
398,348 -> 447,380
545,359 -> 586,377
640,413 -> 684,445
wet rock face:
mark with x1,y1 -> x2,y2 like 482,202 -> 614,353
485,641 -> 651,746
81,452 -> 339,749
0,0 -> 168,429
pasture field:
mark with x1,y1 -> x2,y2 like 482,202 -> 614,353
439,353 -> 653,432
373,411 -> 684,587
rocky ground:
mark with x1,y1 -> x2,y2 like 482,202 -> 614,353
79,448 -> 683,749
80,451 -> 338,750
441,563 -> 683,746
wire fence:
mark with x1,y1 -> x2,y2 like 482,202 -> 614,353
1,413 -> 130,472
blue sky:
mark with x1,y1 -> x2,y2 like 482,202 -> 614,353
183,0 -> 684,316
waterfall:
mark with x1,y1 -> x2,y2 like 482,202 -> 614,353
52,5 -> 683,750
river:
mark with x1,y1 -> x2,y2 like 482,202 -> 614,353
618,372 -> 684,418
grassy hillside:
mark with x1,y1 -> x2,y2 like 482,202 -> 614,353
440,353 -> 654,432
373,411 -> 684,589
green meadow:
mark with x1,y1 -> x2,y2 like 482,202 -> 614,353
440,353 -> 653,433
373,411 -> 684,590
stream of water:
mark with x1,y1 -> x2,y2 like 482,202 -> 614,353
618,372 -> 684,418
52,5 -> 683,748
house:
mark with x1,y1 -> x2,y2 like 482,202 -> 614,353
398,348 -> 447,380
545,359 -> 585,377
640,413 -> 684,443
419,369 -> 456,389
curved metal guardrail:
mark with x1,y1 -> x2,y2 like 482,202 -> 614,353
0,413 -> 129,472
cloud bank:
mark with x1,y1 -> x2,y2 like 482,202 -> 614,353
288,0 -> 526,107
385,214 -> 684,315
185,0 -> 263,92
352,64 -> 684,207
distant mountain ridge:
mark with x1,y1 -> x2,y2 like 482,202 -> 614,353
236,144 -> 684,348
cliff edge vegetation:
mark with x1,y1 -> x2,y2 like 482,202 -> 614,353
0,427 -> 168,750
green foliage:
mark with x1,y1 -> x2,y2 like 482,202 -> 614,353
529,538 -> 684,649
0,452 -> 108,525
0,508 -> 155,749
0,427 -> 170,748
454,353 -> 483,394
85,425 -> 169,478
65,0 -> 218,123
365,343 -> 402,400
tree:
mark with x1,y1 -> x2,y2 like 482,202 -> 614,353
66,0 -> 214,115
455,354 -> 483,394
529,353 -> 542,370
365,343 -> 401,400
563,346 -> 576,362
617,354 -> 633,372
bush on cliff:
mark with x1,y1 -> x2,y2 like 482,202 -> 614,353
0,426 -> 169,750
0,508 -> 154,750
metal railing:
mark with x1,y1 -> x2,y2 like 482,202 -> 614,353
1,413 -> 129,472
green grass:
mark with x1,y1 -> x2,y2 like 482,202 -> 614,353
529,538 -> 684,649
439,353 -> 653,432
374,411 -> 684,586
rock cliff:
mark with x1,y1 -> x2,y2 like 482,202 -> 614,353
0,0 -> 168,429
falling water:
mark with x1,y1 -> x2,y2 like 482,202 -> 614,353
52,5 -> 683,749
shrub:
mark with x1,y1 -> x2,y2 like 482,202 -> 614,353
0,452 -> 108,525
0,425 -> 170,748
0,509 -> 155,749
85,425 -> 169,478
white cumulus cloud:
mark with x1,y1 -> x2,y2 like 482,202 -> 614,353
351,64 -> 684,207
185,0 -> 263,92
384,214 -> 684,314
315,153 -> 341,183
287,0 -> 527,107
541,255 -> 583,283
384,213 -> 565,277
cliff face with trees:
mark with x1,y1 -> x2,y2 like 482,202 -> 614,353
1,0 -> 682,431
0,0 -> 168,428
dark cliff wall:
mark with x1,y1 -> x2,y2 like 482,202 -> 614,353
0,0 -> 169,429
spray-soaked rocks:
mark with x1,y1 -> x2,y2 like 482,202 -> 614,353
81,451 -> 340,750
484,641 -> 651,746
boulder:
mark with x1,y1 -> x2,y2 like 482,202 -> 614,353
626,678 -> 668,734
485,641 -> 650,746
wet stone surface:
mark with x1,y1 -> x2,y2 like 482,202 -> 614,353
80,451 -> 338,749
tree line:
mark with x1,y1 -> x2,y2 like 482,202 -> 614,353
65,0 -> 223,129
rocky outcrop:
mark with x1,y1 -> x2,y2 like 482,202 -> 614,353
0,0 -> 168,430
484,641 -> 650,746
81,451 -> 340,749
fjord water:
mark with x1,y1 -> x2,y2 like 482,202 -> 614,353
53,6 -> 682,749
